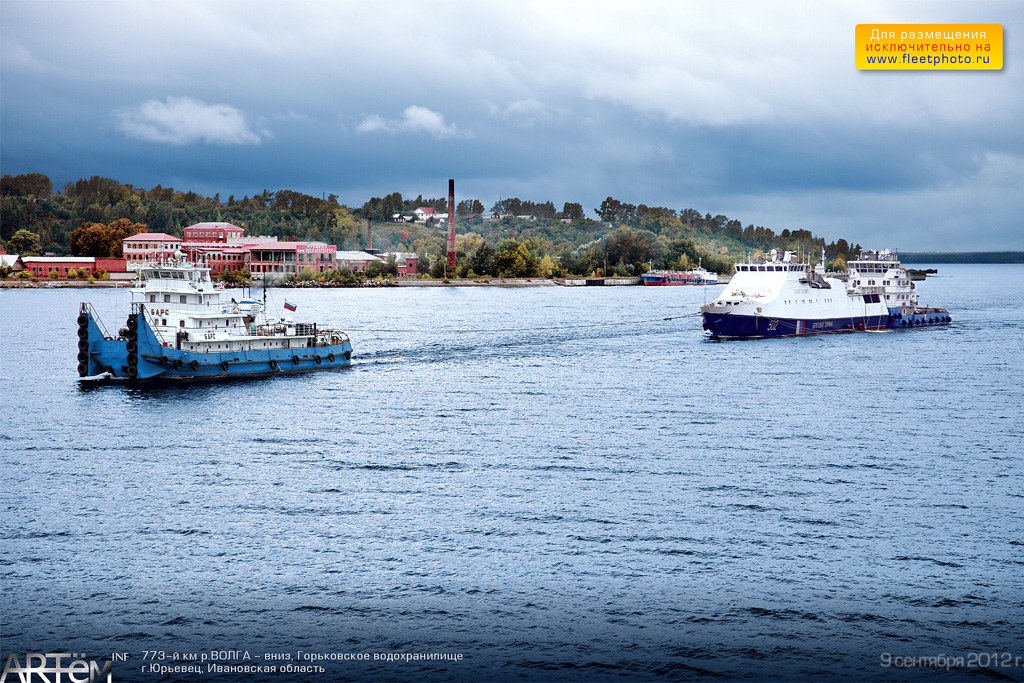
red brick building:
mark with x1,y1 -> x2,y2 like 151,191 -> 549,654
19,256 -> 127,279
183,222 -> 244,243
195,245 -> 249,275
122,225 -> 336,279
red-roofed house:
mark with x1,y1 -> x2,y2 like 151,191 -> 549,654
413,207 -> 438,222
122,233 -> 182,266
183,222 -> 244,243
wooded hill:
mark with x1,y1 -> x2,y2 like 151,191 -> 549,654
2,173 -> 863,277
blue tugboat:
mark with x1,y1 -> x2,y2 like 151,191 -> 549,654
77,257 -> 352,382
700,248 -> 950,339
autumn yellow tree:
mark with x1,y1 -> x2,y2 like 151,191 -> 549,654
70,218 -> 146,257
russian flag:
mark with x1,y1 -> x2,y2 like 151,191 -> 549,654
284,300 -> 297,312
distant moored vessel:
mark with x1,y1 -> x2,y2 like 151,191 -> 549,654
642,265 -> 719,285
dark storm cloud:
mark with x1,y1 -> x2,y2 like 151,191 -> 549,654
2,0 -> 1021,249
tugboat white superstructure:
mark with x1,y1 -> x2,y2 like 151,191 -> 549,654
77,257 -> 352,381
700,248 -> 950,339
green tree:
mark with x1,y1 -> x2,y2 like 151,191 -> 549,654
493,238 -> 538,277
429,257 -> 449,278
457,199 -> 485,216
8,228 -> 42,255
1,173 -> 52,197
469,242 -> 495,276
561,202 -> 584,221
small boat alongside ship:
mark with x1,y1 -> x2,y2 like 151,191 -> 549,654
77,256 -> 352,382
642,265 -> 719,285
700,248 -> 950,340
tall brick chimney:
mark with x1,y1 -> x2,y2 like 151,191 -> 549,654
446,178 -> 456,269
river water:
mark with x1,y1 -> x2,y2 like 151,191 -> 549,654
2,265 -> 1022,682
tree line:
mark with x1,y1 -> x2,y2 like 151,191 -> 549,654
2,173 -> 862,276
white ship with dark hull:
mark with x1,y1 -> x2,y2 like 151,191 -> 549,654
700,249 -> 950,340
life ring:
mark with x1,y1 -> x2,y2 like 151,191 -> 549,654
269,359 -> 278,370
173,358 -> 183,370
327,353 -> 335,362
291,355 -> 300,365
190,360 -> 199,371
314,355 -> 322,365
220,360 -> 230,371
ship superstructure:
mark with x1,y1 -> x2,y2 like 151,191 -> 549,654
847,249 -> 951,329
77,257 -> 352,381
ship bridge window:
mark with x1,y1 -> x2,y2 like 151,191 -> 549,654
163,294 -> 171,303
180,295 -> 187,303
758,266 -> 766,271
149,294 -> 156,302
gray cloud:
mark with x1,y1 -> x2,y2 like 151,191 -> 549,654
356,106 -> 464,139
115,97 -> 267,146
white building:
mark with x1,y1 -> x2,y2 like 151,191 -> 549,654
335,251 -> 383,273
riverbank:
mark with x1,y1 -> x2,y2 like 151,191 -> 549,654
1,277 -> 562,289
0,280 -> 132,289
2,276 -> 729,289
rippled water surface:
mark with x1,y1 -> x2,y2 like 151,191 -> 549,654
2,265 -> 1023,682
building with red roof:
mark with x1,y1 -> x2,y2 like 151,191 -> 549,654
183,222 -> 244,243
122,226 -> 336,279
122,232 -> 182,266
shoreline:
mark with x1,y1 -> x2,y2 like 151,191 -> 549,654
0,277 -> 564,289
1,276 -> 732,289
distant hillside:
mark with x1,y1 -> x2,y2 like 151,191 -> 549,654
900,252 -> 1024,264
2,172 -> 866,276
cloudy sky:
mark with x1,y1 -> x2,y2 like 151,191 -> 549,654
2,0 -> 1021,250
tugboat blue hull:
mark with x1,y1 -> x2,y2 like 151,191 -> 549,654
78,304 -> 352,383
